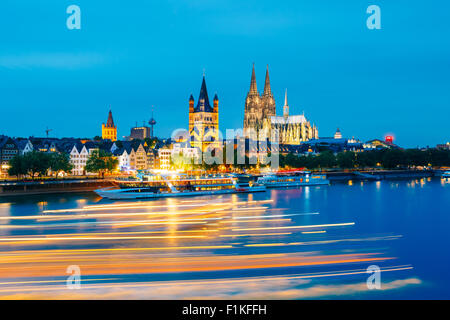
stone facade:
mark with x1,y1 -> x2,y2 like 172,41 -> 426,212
243,65 -> 318,145
189,76 -> 219,152
102,110 -> 117,141
243,64 -> 275,140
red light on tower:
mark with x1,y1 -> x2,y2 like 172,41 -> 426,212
385,135 -> 394,144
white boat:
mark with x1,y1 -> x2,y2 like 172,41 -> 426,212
95,172 -> 266,200
443,171 -> 450,178
257,171 -> 329,188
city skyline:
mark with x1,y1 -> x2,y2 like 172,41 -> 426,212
1,1 -> 449,147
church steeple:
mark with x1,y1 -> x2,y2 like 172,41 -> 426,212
196,76 -> 212,112
249,63 -> 258,95
102,109 -> 117,141
263,65 -> 272,96
106,109 -> 115,127
283,89 -> 289,119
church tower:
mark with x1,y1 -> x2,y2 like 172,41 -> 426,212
262,65 -> 276,119
102,110 -> 117,141
283,89 -> 289,119
243,64 -> 260,139
244,64 -> 277,140
189,75 -> 219,152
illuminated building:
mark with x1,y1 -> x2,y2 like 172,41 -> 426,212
243,64 -> 318,144
334,128 -> 342,139
437,142 -> 450,150
302,137 -> 363,153
385,135 -> 394,144
14,139 -> 33,155
69,142 -> 98,176
158,148 -> 172,170
243,64 -> 275,140
146,148 -> 156,169
111,141 -> 158,171
130,125 -> 151,140
0,136 -> 18,177
364,139 -> 400,150
172,142 -> 200,163
129,112 -> 157,140
102,110 -> 117,141
113,148 -> 131,172
268,90 -> 319,144
134,144 -> 147,170
189,75 -> 219,152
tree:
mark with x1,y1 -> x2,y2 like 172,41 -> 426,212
50,153 -> 73,178
93,136 -> 102,141
429,149 -> 450,167
85,149 -> 118,177
144,137 -> 158,149
8,155 -> 27,179
284,153 -> 298,168
404,149 -> 428,168
7,152 -> 51,179
316,151 -> 336,169
355,151 -> 376,168
381,149 -> 404,169
23,151 -> 52,179
337,151 -> 355,169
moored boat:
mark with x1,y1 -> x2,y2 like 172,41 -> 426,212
257,171 -> 329,188
95,172 -> 266,200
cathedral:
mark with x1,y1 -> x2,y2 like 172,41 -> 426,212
189,75 -> 219,152
243,64 -> 318,145
243,64 -> 275,140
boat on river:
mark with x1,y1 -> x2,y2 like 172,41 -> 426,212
95,172 -> 266,200
257,171 -> 329,188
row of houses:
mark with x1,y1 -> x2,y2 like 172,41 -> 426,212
0,135 -> 198,177
71,140 -> 201,174
1,133 -> 405,177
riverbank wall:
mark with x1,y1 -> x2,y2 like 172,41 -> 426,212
325,169 -> 436,181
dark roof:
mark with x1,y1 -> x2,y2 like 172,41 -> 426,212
306,138 -> 348,145
58,143 -> 76,153
194,76 -> 213,112
0,136 -> 9,149
83,141 -> 97,150
98,140 -> 113,151
112,148 -> 125,156
14,139 -> 30,151
121,141 -> 134,154
106,110 -> 115,127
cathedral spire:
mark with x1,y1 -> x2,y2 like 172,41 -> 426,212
196,75 -> 212,112
249,63 -> 258,95
263,65 -> 272,96
283,89 -> 289,119
107,109 -> 115,127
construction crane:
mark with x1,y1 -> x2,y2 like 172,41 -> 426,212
45,127 -> 53,138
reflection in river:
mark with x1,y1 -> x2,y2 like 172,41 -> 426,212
0,178 -> 449,299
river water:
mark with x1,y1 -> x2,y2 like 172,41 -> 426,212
0,177 -> 449,299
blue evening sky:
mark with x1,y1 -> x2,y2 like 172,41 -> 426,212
0,0 -> 449,147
